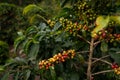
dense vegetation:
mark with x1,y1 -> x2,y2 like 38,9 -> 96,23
1,0 -> 120,80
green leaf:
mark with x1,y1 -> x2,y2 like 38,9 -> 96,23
0,41 -> 9,49
39,22 -> 47,31
28,43 -> 39,59
58,77 -> 64,80
60,0 -> 69,7
14,57 -> 27,65
0,66 -> 4,72
77,54 -> 85,63
23,4 -> 44,16
29,14 -> 47,24
14,71 -> 19,80
63,41 -> 74,47
14,36 -> 25,53
70,73 -> 79,80
24,40 -> 33,54
25,70 -> 31,80
50,66 -> 56,80
52,22 -> 61,31
101,41 -> 108,53
17,31 -> 23,36
1,72 -> 9,80
25,26 -> 37,36
91,16 -> 110,37
109,49 -> 120,65
111,16 -> 120,25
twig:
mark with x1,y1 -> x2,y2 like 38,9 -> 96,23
92,58 -> 112,65
77,51 -> 90,54
93,51 -> 120,64
94,41 -> 101,46
77,34 -> 90,44
92,70 -> 113,76
87,38 -> 94,80
92,55 -> 110,64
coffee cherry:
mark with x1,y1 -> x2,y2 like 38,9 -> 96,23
111,63 -> 119,69
111,65 -> 116,69
102,32 -> 106,38
39,50 -> 75,69
91,77 -> 94,80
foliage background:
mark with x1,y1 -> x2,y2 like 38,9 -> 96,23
1,0 -> 120,80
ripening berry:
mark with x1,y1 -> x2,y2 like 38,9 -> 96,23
102,32 -> 106,38
111,65 -> 116,69
38,50 -> 75,69
91,77 -> 94,80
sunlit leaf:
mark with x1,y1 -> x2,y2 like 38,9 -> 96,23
0,66 -> 4,72
111,16 -> 120,25
23,4 -> 43,16
91,16 -> 110,37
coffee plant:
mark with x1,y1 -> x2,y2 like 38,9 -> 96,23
0,3 -> 28,45
2,0 -> 120,80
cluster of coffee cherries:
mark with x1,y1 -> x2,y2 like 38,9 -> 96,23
47,19 -> 56,28
92,29 -> 120,43
92,29 -> 108,40
108,34 -> 120,43
74,1 -> 97,22
111,63 -> 120,75
39,50 -> 75,69
59,17 -> 89,35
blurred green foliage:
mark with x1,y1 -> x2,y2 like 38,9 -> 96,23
1,0 -> 120,80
